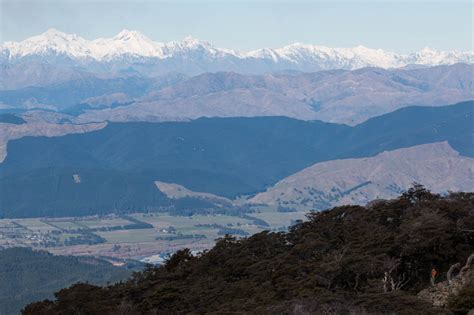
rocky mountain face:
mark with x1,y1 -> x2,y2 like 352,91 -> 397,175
250,142 -> 474,210
1,29 -> 473,89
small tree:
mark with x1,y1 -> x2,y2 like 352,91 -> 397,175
165,248 -> 194,271
382,257 -> 410,292
401,183 -> 439,204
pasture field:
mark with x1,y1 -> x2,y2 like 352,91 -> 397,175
131,213 -> 254,229
73,217 -> 132,229
96,229 -> 160,243
12,219 -> 59,232
0,209 -> 301,261
42,220 -> 83,231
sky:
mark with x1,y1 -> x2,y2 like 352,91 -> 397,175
0,0 -> 472,53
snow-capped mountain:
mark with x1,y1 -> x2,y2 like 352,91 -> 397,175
1,29 -> 473,91
1,29 -> 240,61
248,44 -> 406,69
3,29 -> 473,68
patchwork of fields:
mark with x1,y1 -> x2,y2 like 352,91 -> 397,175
0,208 -> 307,262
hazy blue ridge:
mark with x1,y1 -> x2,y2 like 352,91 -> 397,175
0,113 -> 26,124
0,101 -> 472,217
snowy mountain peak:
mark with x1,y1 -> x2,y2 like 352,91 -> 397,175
171,36 -> 215,50
112,29 -> 150,41
182,35 -> 202,45
31,28 -> 84,44
2,28 -> 90,59
420,46 -> 437,53
1,29 -> 473,69
25,28 -> 75,42
417,47 -> 442,57
41,28 -> 69,37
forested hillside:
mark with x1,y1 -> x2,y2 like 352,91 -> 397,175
0,248 -> 132,314
24,186 -> 474,314
1,101 -> 472,218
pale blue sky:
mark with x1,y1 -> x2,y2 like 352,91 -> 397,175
0,0 -> 472,52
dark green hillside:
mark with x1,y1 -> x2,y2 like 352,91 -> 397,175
0,247 -> 132,315
0,101 -> 472,218
347,100 -> 474,158
0,169 -> 171,218
23,187 -> 474,314
0,117 -> 348,197
0,113 -> 26,124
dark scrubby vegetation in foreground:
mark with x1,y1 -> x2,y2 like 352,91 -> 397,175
24,187 -> 474,314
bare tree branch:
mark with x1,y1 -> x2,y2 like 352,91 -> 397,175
447,263 -> 461,284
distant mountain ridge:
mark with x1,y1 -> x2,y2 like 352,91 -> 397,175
2,64 -> 473,125
250,142 -> 474,209
1,29 -> 472,82
3,29 -> 472,67
75,64 -> 473,125
0,101 -> 472,218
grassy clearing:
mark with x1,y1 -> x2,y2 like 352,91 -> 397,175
43,220 -> 83,230
96,229 -> 160,244
75,218 -> 131,229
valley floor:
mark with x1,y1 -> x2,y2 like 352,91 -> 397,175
0,207 -> 306,262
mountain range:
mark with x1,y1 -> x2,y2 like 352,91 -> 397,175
76,64 -> 474,125
1,29 -> 473,90
1,64 -> 473,125
0,29 -> 473,219
3,29 -> 472,68
0,101 -> 472,218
